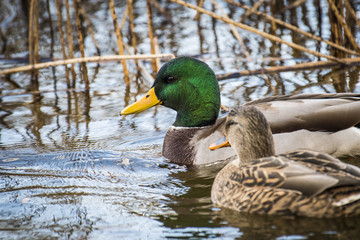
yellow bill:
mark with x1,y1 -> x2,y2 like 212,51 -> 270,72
120,87 -> 162,115
208,137 -> 231,150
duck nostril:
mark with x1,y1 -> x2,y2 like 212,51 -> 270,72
146,95 -> 150,98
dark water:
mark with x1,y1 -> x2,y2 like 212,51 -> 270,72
1,0 -> 360,239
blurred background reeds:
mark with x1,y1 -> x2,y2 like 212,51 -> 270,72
1,0 -> 359,95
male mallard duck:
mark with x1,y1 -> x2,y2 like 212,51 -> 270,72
121,57 -> 360,166
210,106 -> 360,217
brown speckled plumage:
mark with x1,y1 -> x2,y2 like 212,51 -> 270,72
211,106 -> 360,217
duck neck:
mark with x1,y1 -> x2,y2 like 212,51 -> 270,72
173,103 -> 219,127
230,126 -> 275,164
234,139 -> 275,164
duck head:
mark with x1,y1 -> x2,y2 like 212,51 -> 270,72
210,106 -> 275,163
121,57 -> 221,127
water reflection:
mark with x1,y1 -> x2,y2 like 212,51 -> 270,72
214,209 -> 360,239
0,150 -> 187,239
158,158 -> 360,239
0,0 -> 360,238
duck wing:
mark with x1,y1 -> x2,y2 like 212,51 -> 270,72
244,93 -> 360,133
283,150 -> 360,182
238,150 -> 360,197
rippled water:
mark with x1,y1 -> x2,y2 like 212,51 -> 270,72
1,0 -> 360,239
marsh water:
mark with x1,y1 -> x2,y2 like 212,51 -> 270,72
1,0 -> 360,239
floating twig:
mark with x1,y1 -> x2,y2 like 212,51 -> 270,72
0,54 -> 175,75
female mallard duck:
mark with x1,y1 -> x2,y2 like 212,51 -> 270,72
121,57 -> 360,166
210,106 -> 360,217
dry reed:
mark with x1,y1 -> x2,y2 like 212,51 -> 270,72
217,57 -> 360,80
109,0 -> 130,86
28,0 -> 39,88
212,0 -> 251,61
328,0 -> 360,52
0,54 -> 175,76
225,0 -> 360,56
74,0 -> 89,89
128,0 -> 139,71
170,0 -> 345,63
65,0 -> 76,87
147,0 -> 158,73
55,0 -> 70,87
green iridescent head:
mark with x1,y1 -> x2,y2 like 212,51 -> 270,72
154,57 -> 220,127
121,57 -> 221,127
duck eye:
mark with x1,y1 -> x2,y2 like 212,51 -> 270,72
226,120 -> 237,130
165,76 -> 176,83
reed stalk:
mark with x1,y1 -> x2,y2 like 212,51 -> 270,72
279,0 -> 306,13
328,0 -> 360,52
28,0 -> 34,66
128,0 -> 139,71
150,0 -> 172,22
344,0 -> 360,30
74,0 -> 89,89
55,0 -> 71,87
153,37 -> 160,71
120,7 -> 128,30
211,0 -> 251,61
193,0 -> 205,20
171,0 -> 345,63
28,0 -> 40,88
65,0 -> 76,87
147,0 -> 158,73
216,57 -> 360,80
109,0 -> 130,86
33,0 -> 39,66
225,0 -> 360,56
79,4 -> 101,55
46,0 -> 54,58
240,0 -> 266,22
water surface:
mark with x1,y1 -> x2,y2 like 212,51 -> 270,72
1,0 -> 360,239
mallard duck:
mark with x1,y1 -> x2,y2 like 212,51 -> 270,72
121,56 -> 360,166
210,106 -> 360,217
